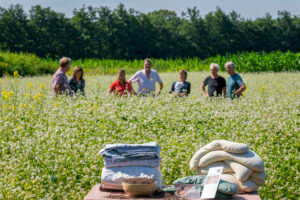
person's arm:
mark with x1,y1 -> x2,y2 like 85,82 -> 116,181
157,73 -> 163,94
128,72 -> 140,95
131,87 -> 137,95
236,84 -> 246,95
53,75 -> 63,95
158,82 -> 163,94
201,83 -> 209,97
222,78 -> 226,97
107,82 -> 116,95
127,81 -> 137,95
128,72 -> 139,84
107,88 -> 114,95
53,83 -> 61,95
201,77 -> 209,97
169,82 -> 175,94
235,75 -> 246,95
127,82 -> 135,95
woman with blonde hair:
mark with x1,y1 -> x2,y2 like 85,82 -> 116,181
108,69 -> 133,96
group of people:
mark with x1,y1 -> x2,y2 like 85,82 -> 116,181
52,57 -> 246,99
52,57 -> 85,96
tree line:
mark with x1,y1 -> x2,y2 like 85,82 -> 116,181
0,4 -> 299,60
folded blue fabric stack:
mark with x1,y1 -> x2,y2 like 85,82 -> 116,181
99,142 -> 162,190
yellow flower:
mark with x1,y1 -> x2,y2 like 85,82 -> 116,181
92,106 -> 98,110
55,103 -> 59,107
14,71 -> 20,78
26,93 -> 31,98
259,86 -> 264,93
1,90 -> 7,96
17,126 -> 22,130
40,83 -> 45,90
19,103 -> 25,109
34,93 -> 40,100
28,82 -> 33,89
2,90 -> 13,101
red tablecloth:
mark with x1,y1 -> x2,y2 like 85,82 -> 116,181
84,184 -> 261,200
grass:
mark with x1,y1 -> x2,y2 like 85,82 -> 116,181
0,72 -> 299,199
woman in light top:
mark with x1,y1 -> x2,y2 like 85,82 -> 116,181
108,69 -> 133,96
169,70 -> 191,96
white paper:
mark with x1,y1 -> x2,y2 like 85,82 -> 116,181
200,166 -> 223,199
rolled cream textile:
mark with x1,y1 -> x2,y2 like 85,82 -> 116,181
198,150 -> 264,172
190,140 -> 249,170
224,160 -> 252,182
239,179 -> 259,193
220,174 -> 259,193
190,140 -> 265,194
197,161 -> 233,174
249,170 -> 266,186
221,174 -> 238,187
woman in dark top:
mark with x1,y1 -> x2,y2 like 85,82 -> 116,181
169,70 -> 191,96
69,66 -> 85,95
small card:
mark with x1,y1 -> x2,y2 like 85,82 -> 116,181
200,166 -> 223,199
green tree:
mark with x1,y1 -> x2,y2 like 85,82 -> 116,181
0,5 -> 29,52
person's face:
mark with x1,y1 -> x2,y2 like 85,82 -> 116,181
118,71 -> 125,82
144,61 -> 152,72
210,67 -> 218,76
62,64 -> 71,73
75,71 -> 82,79
226,65 -> 234,75
179,73 -> 187,81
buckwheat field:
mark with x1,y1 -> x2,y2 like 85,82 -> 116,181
0,72 -> 299,199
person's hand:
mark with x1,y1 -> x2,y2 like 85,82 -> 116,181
204,93 -> 209,97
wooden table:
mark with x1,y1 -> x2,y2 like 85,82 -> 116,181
84,184 -> 261,200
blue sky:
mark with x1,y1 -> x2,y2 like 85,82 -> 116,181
0,0 -> 299,19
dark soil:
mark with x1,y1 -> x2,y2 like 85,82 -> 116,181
123,178 -> 156,185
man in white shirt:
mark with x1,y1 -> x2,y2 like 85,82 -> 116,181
129,59 -> 163,95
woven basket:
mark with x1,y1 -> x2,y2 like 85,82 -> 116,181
122,181 -> 157,197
